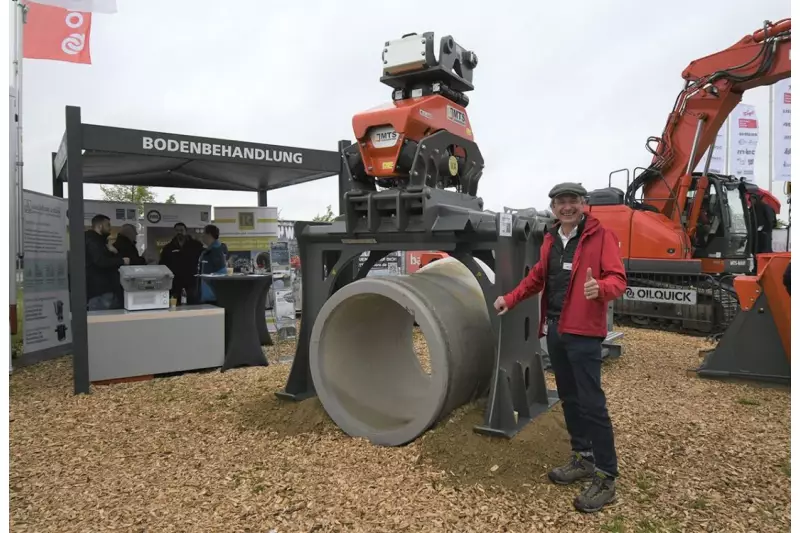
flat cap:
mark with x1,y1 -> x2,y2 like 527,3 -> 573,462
548,182 -> 587,199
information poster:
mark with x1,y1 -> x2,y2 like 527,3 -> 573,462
773,78 -> 791,182
141,202 -> 211,259
268,240 -> 296,339
83,199 -> 139,246
729,103 -> 759,181
22,190 -> 72,355
215,206 -> 279,270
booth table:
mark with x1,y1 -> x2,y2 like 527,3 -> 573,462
200,274 -> 273,370
87,304 -> 225,383
256,284 -> 274,347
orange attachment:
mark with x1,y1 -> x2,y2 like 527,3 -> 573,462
351,95 -> 473,179
420,252 -> 448,268
733,253 -> 791,359
753,253 -> 791,361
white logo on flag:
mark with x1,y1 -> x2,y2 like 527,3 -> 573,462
61,33 -> 86,55
61,12 -> 86,55
65,12 -> 84,28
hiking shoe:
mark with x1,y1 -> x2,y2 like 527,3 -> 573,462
574,471 -> 617,513
547,452 -> 596,485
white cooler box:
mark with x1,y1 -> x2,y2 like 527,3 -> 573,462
119,265 -> 174,311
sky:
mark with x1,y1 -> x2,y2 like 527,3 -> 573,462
14,0 -> 792,222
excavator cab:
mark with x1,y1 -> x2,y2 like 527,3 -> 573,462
688,174 -> 753,274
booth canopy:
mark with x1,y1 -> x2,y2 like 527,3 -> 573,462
54,105 -> 349,396
53,121 -> 344,192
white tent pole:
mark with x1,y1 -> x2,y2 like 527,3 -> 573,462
12,0 -> 26,264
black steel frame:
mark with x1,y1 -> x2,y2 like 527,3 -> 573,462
51,105 -> 349,394
276,186 -> 560,439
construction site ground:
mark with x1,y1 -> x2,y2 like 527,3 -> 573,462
10,326 -> 790,533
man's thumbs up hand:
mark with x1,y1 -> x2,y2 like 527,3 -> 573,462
584,267 -> 600,300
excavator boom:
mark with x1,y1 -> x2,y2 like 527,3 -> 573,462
641,19 -> 790,227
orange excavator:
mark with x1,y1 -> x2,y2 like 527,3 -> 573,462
585,19 -> 791,334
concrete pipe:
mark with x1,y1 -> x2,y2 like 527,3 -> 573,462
309,257 -> 495,446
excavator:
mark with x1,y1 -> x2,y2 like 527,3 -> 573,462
584,19 -> 791,335
342,24 -> 790,333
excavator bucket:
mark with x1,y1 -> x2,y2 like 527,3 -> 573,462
696,253 -> 791,385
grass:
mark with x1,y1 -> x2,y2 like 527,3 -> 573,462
601,516 -> 682,533
781,460 -> 790,477
601,516 -> 626,532
737,398 -> 761,406
690,496 -> 709,509
635,472 -> 658,502
635,518 -> 681,533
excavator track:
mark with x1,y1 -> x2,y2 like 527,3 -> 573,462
614,273 -> 740,337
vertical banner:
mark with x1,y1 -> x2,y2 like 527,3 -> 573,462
22,190 -> 71,357
729,104 -> 759,181
773,78 -> 791,182
694,118 -> 729,174
215,206 -> 279,269
142,202 -> 211,259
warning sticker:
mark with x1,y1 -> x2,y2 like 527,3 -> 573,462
499,213 -> 513,237
623,287 -> 697,305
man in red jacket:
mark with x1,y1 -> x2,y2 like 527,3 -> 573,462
494,182 -> 627,513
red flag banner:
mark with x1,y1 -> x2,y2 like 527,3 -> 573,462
23,2 -> 92,64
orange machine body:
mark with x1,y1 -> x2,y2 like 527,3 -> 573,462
352,94 -> 472,179
587,204 -> 692,261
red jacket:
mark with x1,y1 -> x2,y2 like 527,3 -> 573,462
503,213 -> 627,338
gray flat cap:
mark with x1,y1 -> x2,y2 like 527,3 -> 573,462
548,182 -> 587,199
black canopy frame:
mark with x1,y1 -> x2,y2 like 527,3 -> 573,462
53,105 -> 351,394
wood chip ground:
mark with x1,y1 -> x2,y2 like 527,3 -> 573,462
10,326 -> 790,532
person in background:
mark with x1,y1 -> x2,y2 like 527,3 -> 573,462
111,223 -> 146,304
493,182 -> 627,514
159,222 -> 203,305
113,224 -> 146,266
198,224 -> 227,304
752,193 -> 777,253
85,214 -> 129,310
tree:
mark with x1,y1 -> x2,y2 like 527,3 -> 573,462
99,186 -> 177,215
312,205 -> 336,222
100,185 -> 157,216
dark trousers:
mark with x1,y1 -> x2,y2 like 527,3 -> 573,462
547,319 -> 619,478
757,231 -> 773,254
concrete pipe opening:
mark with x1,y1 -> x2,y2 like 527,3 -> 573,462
309,257 -> 495,446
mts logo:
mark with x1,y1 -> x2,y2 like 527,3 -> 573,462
375,131 -> 397,142
447,106 -> 466,126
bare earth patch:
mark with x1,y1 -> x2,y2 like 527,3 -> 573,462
10,326 -> 790,532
